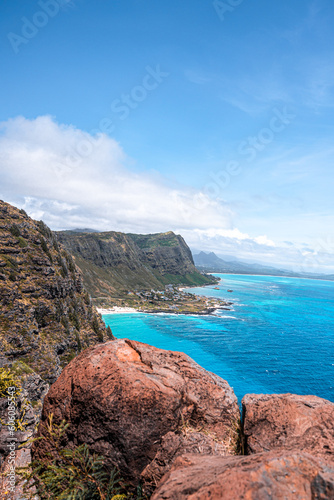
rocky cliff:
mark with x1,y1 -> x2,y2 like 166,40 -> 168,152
0,201 -> 115,488
0,200 -> 112,384
56,230 -> 216,305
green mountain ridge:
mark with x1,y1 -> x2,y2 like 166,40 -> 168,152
56,230 -> 216,306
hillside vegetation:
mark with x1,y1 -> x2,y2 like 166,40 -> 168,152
56,230 -> 216,306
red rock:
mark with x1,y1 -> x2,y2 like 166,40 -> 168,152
32,339 -> 239,486
141,427 -> 238,495
151,451 -> 334,500
242,393 -> 334,459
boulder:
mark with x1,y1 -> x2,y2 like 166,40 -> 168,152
151,451 -> 334,500
141,428 -> 238,495
242,393 -> 334,459
32,339 -> 240,487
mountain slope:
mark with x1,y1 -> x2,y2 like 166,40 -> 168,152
56,230 -> 215,304
0,201 -> 112,383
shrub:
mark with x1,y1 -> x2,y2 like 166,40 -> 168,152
69,309 -> 80,331
0,367 -> 21,397
92,317 -> 104,342
8,270 -> 17,282
57,256 -> 68,278
9,224 -> 20,237
37,220 -> 52,239
40,237 -> 49,254
53,239 -> 60,253
74,329 -> 82,352
18,414 -> 142,499
106,326 -> 114,339
18,236 -> 28,248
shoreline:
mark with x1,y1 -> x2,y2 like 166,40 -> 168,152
97,279 -> 229,317
98,305 -> 231,316
96,307 -> 139,315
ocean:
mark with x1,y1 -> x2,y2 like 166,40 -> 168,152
103,274 -> 334,403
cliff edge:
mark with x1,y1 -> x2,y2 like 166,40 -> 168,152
56,229 -> 216,306
0,200 -> 112,383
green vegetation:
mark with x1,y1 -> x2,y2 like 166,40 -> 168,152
10,224 -> 21,237
0,367 -> 21,397
11,360 -> 34,376
92,316 -> 104,342
5,255 -> 18,269
128,232 -> 177,249
57,255 -> 69,277
18,414 -> 144,500
37,220 -> 53,239
9,269 -> 17,281
57,230 -> 217,308
106,325 -> 113,339
18,236 -> 28,248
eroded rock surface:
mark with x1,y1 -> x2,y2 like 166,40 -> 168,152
32,339 -> 240,487
0,200 -> 113,384
151,451 -> 334,500
242,393 -> 334,460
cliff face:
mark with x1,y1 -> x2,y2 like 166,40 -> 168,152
56,230 -> 214,303
0,201 -> 112,384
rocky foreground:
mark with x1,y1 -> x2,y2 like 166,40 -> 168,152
33,339 -> 334,499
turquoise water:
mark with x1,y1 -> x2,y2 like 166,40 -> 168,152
103,274 -> 334,403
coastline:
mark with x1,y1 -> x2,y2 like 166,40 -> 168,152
97,279 -> 230,316
96,307 -> 139,315
98,305 -> 229,316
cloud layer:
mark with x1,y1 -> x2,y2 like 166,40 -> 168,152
0,115 -> 332,273
0,115 -> 234,233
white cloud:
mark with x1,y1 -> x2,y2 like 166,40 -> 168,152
254,235 -> 275,247
0,115 -> 232,233
180,227 -> 275,246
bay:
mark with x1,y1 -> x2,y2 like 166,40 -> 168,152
103,274 -> 334,403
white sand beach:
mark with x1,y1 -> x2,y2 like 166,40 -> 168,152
96,307 -> 139,315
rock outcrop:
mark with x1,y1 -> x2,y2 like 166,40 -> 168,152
56,230 -> 216,304
0,200 -> 114,483
0,200 -> 113,384
151,451 -> 334,499
242,393 -> 334,460
0,369 -> 48,462
32,339 -> 240,492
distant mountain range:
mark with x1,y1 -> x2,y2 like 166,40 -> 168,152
193,251 -> 334,281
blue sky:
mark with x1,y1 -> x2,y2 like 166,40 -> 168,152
1,0 -> 334,272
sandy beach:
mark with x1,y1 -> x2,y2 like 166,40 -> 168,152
96,307 -> 139,315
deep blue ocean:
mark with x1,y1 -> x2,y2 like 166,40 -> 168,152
103,274 -> 334,403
